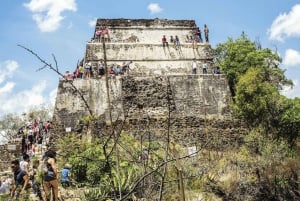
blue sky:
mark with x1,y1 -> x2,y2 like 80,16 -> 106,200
0,0 -> 300,116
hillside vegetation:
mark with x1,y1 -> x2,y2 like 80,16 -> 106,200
1,34 -> 299,201
52,34 -> 300,201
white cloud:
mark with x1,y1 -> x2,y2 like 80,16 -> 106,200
24,0 -> 77,32
0,78 -> 56,116
283,49 -> 300,67
0,82 -> 15,94
49,88 -> 57,106
88,18 -> 97,28
0,60 -> 19,84
281,79 -> 300,98
268,4 -> 300,42
147,3 -> 163,14
0,59 -> 56,117
0,80 -> 46,113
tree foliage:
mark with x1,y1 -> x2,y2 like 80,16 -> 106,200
215,33 -> 299,144
278,98 -> 300,145
57,133 -> 160,200
214,33 -> 292,97
234,67 -> 282,128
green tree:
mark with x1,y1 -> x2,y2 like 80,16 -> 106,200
234,68 -> 283,129
279,98 -> 300,145
214,34 -> 292,97
215,34 -> 300,146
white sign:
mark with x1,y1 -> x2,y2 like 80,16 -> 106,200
7,144 -> 16,151
65,127 -> 72,132
188,146 -> 197,157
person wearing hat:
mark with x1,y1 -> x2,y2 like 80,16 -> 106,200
61,163 -> 71,188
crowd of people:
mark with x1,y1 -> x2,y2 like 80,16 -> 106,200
64,60 -> 133,80
92,24 -> 209,45
191,58 -> 221,75
162,35 -> 180,49
0,119 -> 72,201
18,120 -> 51,157
63,24 -> 213,80
94,26 -> 110,43
162,24 -> 209,49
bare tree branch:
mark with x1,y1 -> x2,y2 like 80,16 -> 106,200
52,53 -> 59,71
36,64 -> 48,72
119,141 -> 209,201
18,44 -> 93,116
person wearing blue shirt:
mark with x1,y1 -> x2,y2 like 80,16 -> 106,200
61,164 -> 71,188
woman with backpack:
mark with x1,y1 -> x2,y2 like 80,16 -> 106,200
42,150 -> 58,201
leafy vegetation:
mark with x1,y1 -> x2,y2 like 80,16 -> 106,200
215,33 -> 299,146
3,35 -> 297,200
214,32 -> 292,97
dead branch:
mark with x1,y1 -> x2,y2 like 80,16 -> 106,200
18,44 -> 93,116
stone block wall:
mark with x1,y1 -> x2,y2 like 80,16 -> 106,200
53,74 -> 230,130
85,18 -> 213,76
86,43 -> 213,75
94,18 -> 197,44
0,140 -> 21,172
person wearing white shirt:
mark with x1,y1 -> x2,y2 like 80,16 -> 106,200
191,59 -> 198,74
202,62 -> 207,74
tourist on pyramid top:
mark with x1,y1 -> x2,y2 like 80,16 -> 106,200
195,27 -> 203,43
204,24 -> 209,43
109,66 -> 116,75
162,35 -> 168,47
95,27 -> 102,43
191,58 -> 199,74
202,61 -> 208,74
64,70 -> 73,80
78,65 -> 84,78
73,66 -> 80,79
170,35 -> 174,43
102,27 -> 109,42
98,60 -> 105,77
175,35 -> 180,48
84,62 -> 91,79
116,65 -> 122,75
213,66 -> 221,74
122,60 -> 132,75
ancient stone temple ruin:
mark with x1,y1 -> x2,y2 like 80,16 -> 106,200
86,18 -> 213,75
53,19 -> 239,146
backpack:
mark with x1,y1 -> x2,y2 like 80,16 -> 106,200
41,157 -> 56,180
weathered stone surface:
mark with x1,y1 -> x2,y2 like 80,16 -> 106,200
86,18 -> 213,76
54,74 -> 230,128
52,18 -> 243,148
0,139 -> 21,172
